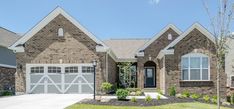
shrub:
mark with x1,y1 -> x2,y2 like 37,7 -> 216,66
145,95 -> 152,102
231,94 -> 234,104
190,93 -> 200,100
156,89 -> 163,95
211,95 -> 217,104
101,82 -> 113,94
203,95 -> 210,102
226,96 -> 231,103
181,90 -> 190,98
157,95 -> 161,100
135,91 -> 142,96
131,97 -> 137,102
127,88 -> 141,92
116,89 -> 129,100
169,86 -> 176,96
1,91 -> 13,96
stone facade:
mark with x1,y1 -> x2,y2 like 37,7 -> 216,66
164,28 -> 226,97
0,67 -> 15,93
137,28 -> 180,88
15,14 -> 113,94
107,55 -> 117,84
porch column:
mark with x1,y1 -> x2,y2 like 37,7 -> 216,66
137,63 -> 144,89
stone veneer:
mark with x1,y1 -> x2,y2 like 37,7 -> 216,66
164,28 -> 226,97
0,67 -> 15,94
15,14 -> 115,94
137,28 -> 180,88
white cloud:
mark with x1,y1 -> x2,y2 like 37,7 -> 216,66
149,0 -> 160,5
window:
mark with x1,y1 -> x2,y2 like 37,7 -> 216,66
231,76 -> 234,88
82,66 -> 94,73
65,66 -> 78,73
31,66 -> 44,73
48,66 -> 61,73
168,33 -> 172,40
181,53 -> 209,81
58,28 -> 64,37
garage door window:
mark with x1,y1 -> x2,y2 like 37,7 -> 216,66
48,67 -> 61,73
65,66 -> 78,73
82,66 -> 94,73
31,66 -> 44,73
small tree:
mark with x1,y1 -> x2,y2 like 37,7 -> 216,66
118,62 -> 136,88
203,0 -> 233,109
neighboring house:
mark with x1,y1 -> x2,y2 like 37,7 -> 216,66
225,36 -> 234,95
9,7 -> 227,96
0,27 -> 20,93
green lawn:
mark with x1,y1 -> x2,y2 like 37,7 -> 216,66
66,102 -> 232,109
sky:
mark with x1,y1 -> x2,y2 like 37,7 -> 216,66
0,0 -> 228,40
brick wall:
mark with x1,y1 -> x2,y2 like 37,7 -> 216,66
0,67 -> 15,94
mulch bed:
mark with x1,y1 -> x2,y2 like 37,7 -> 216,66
79,97 -> 234,108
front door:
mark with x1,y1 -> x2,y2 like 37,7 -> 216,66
144,67 -> 155,88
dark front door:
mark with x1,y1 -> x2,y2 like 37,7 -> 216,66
144,67 -> 156,88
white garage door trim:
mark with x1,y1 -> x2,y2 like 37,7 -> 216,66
26,63 -> 94,94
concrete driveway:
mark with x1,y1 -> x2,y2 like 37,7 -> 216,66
0,94 -> 92,109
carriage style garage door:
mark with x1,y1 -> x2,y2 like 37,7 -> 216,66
26,64 -> 94,94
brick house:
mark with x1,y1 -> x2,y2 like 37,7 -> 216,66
9,7 -> 227,96
0,27 -> 20,94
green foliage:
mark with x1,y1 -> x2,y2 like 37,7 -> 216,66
116,89 -> 129,100
231,94 -> 234,104
169,86 -> 176,96
145,95 -> 152,102
181,90 -> 190,98
203,95 -> 210,102
211,95 -> 217,104
131,97 -> 137,102
118,62 -> 135,88
156,89 -> 163,95
135,91 -> 142,96
157,95 -> 161,100
127,88 -> 141,92
190,93 -> 200,100
1,90 -> 13,96
101,82 -> 113,93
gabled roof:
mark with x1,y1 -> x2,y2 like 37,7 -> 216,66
104,39 -> 149,61
9,7 -> 107,51
137,24 -> 182,52
164,23 -> 215,51
0,27 -> 21,47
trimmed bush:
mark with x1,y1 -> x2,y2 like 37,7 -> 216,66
101,82 -> 113,94
116,89 -> 129,100
145,95 -> 152,102
169,86 -> 176,96
131,97 -> 137,102
203,95 -> 210,102
157,95 -> 161,100
1,91 -> 13,96
211,95 -> 217,104
190,93 -> 200,100
181,90 -> 190,98
126,88 -> 141,92
135,91 -> 142,96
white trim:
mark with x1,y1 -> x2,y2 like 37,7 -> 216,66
137,24 -> 182,53
181,53 -> 210,81
157,49 -> 174,59
9,7 -> 108,52
164,23 -> 215,51
230,75 -> 234,88
0,64 -> 16,68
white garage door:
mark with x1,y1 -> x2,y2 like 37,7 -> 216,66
26,64 -> 94,94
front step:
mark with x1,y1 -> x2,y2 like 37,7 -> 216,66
143,88 -> 157,92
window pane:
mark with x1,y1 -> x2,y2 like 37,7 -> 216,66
182,69 -> 189,80
190,69 -> 200,80
231,76 -> 234,87
202,57 -> 208,68
182,57 -> 189,68
202,69 -> 208,80
190,57 -> 200,68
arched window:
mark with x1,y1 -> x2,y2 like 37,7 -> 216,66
181,53 -> 209,81
58,28 -> 64,37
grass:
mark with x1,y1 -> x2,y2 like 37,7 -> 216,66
66,102 -> 232,109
